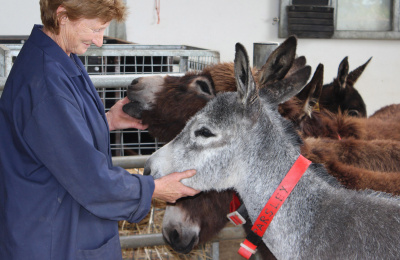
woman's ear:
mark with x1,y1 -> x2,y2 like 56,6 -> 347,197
56,5 -> 68,25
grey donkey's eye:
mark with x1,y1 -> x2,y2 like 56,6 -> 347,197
194,127 -> 215,138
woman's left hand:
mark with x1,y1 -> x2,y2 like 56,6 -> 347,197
106,97 -> 148,131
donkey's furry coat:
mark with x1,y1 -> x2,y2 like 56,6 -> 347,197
145,41 -> 400,259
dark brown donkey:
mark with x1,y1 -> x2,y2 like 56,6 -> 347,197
319,56 -> 371,117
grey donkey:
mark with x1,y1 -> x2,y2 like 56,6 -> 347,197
144,42 -> 400,259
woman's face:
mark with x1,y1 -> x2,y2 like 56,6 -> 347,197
61,17 -> 110,55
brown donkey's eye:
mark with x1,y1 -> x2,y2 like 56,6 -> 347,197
347,109 -> 360,117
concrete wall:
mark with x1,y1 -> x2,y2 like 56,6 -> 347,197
1,0 -> 399,115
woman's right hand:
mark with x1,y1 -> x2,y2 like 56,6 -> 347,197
106,97 -> 148,131
152,170 -> 200,203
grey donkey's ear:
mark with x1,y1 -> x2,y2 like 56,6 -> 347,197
234,43 -> 258,107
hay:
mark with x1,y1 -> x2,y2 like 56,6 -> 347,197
120,169 -> 212,260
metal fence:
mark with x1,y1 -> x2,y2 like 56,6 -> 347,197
0,42 -> 220,156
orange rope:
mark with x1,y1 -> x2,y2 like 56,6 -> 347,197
155,0 -> 161,24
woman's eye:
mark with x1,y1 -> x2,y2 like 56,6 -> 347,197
194,127 -> 215,138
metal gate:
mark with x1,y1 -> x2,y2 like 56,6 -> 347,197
0,41 -> 220,156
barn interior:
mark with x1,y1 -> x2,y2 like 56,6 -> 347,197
1,1 -> 399,259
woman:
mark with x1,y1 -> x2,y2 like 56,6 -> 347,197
0,1 -> 199,259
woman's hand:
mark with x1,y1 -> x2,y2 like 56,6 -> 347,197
106,97 -> 148,131
152,170 -> 200,203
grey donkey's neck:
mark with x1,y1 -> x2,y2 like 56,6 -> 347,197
235,158 -> 325,258
235,148 -> 400,259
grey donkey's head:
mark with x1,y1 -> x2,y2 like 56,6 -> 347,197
144,39 -> 311,191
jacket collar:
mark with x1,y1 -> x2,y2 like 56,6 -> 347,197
28,24 -> 81,78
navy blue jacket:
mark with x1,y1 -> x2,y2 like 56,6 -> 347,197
0,25 -> 155,260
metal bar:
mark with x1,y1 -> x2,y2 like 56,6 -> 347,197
83,45 -> 220,58
0,74 -> 185,90
89,74 -> 186,88
0,76 -> 6,90
212,242 -> 219,260
119,226 -> 246,249
253,42 -> 279,69
112,155 -> 150,169
0,44 -> 8,77
120,233 -> 165,249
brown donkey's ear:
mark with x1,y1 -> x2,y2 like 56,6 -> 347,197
257,36 -> 297,87
347,57 -> 372,84
261,65 -> 311,106
335,56 -> 349,91
285,56 -> 307,78
296,64 -> 324,110
297,63 -> 324,117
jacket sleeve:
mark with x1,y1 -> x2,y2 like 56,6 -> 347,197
23,94 -> 154,223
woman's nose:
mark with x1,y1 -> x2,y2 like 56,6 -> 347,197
92,33 -> 104,47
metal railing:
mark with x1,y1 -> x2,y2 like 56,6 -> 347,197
0,42 -> 219,156
0,43 -> 220,77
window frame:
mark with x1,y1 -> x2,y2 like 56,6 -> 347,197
278,0 -> 400,39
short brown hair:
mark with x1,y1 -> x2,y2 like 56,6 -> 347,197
40,0 -> 127,34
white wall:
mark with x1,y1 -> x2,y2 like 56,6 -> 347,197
0,1 -> 41,35
1,0 -> 399,115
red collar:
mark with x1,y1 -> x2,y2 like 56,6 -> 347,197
238,154 -> 312,259
227,193 -> 248,226
230,193 -> 241,213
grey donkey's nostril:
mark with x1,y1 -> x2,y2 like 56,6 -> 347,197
143,167 -> 151,176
